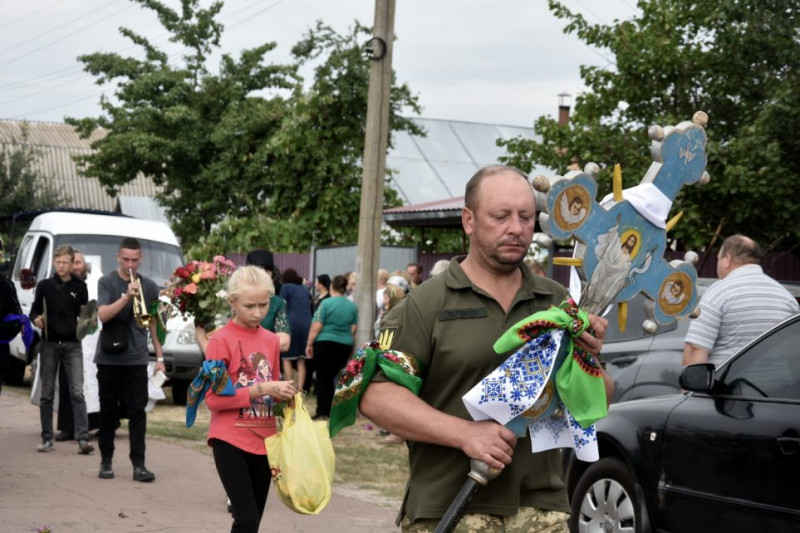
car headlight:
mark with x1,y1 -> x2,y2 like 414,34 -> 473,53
175,323 -> 197,345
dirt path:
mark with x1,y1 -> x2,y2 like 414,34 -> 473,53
0,388 -> 399,532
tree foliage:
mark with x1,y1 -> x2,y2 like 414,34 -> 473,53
0,128 -> 65,216
67,0 -> 297,244
500,0 -> 800,254
257,20 -> 422,248
69,1 -> 422,252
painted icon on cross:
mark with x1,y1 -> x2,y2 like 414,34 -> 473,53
538,112 -> 711,327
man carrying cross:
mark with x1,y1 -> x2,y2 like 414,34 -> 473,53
361,165 -> 612,532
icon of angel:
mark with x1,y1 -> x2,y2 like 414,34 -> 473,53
660,279 -> 686,305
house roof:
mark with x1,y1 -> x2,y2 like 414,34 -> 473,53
1,117 -> 545,230
386,117 -> 545,206
383,196 -> 465,228
0,119 -> 160,213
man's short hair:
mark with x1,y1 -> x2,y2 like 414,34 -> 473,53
720,234 -> 762,265
464,165 -> 529,211
119,237 -> 142,251
54,244 -> 75,259
406,262 -> 423,274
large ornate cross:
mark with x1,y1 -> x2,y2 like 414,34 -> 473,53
537,112 -> 710,329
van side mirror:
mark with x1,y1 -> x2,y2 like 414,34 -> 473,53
679,363 -> 715,393
20,268 -> 36,290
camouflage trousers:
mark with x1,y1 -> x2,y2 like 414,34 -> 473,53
400,507 -> 570,533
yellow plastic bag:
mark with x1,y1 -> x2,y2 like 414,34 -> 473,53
264,393 -> 335,515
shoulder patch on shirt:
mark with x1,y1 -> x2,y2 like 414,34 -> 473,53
437,308 -> 488,321
377,327 -> 398,350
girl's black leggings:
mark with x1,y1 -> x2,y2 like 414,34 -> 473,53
211,438 -> 271,533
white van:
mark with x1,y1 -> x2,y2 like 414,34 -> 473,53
9,210 -> 201,404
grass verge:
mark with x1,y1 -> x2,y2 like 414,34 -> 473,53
148,390 -> 409,506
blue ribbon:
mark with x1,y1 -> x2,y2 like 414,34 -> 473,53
0,314 -> 34,351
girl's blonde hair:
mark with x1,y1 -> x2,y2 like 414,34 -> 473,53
227,265 -> 274,300
383,283 -> 406,311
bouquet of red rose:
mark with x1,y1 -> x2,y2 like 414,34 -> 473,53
166,255 -> 237,330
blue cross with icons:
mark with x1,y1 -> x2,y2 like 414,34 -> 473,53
538,112 -> 710,328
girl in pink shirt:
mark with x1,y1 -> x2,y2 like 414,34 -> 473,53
205,266 -> 296,533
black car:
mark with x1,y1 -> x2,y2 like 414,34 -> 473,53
565,313 -> 800,533
601,279 -> 800,404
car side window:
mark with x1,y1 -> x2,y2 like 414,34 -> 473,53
31,237 -> 51,283
12,235 -> 34,279
719,319 -> 800,401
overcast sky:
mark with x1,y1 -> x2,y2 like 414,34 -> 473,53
0,0 -> 637,127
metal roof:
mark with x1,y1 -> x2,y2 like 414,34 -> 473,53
0,119 -> 160,213
387,117 -> 545,205
1,117 -> 545,229
116,195 -> 169,224
383,196 -> 465,228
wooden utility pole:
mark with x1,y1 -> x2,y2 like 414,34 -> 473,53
354,0 -> 396,347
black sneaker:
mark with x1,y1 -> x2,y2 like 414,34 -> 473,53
133,465 -> 155,482
37,440 -> 54,453
78,439 -> 95,455
99,459 -> 114,479
55,431 -> 73,442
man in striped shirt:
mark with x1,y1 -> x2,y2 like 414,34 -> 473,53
683,234 -> 799,367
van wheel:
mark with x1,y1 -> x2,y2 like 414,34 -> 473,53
171,379 -> 189,406
5,357 -> 27,386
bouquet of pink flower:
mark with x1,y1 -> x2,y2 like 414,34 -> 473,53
166,255 -> 237,330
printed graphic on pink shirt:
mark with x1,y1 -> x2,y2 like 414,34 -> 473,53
233,350 -> 276,430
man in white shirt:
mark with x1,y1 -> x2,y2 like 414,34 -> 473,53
683,234 -> 799,367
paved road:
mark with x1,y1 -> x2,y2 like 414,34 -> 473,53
0,389 -> 398,532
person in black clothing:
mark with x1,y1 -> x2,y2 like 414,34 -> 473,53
95,237 -> 164,482
245,249 -> 282,295
30,244 -> 94,455
56,250 -> 101,441
305,274 -> 331,395
0,273 -> 23,394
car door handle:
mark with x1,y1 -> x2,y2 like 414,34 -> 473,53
777,435 -> 800,455
608,355 -> 638,367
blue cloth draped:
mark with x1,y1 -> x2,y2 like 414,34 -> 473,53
0,314 -> 34,350
185,360 -> 236,427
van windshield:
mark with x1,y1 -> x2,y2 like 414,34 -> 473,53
55,235 -> 183,287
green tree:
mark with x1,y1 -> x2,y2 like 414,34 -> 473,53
0,127 -> 65,216
67,0 -> 297,244
262,21 -> 422,248
500,0 -> 800,254
190,20 -> 423,257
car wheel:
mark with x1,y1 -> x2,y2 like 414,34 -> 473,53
571,457 -> 640,533
171,378 -> 189,406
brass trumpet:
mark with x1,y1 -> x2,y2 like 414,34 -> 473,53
129,269 -> 153,329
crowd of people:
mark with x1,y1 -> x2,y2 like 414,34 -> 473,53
189,249 -> 424,531
3,164 -> 798,533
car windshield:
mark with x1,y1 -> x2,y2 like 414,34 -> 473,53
55,234 -> 183,287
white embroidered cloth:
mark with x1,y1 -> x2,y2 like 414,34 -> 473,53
462,330 -> 599,462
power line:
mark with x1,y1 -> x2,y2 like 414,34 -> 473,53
226,0 -> 288,31
0,65 -> 81,92
0,0 -> 126,55
10,88 -> 106,120
2,71 -> 88,106
3,0 -> 290,120
0,2 -> 135,68
0,0 -> 68,31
